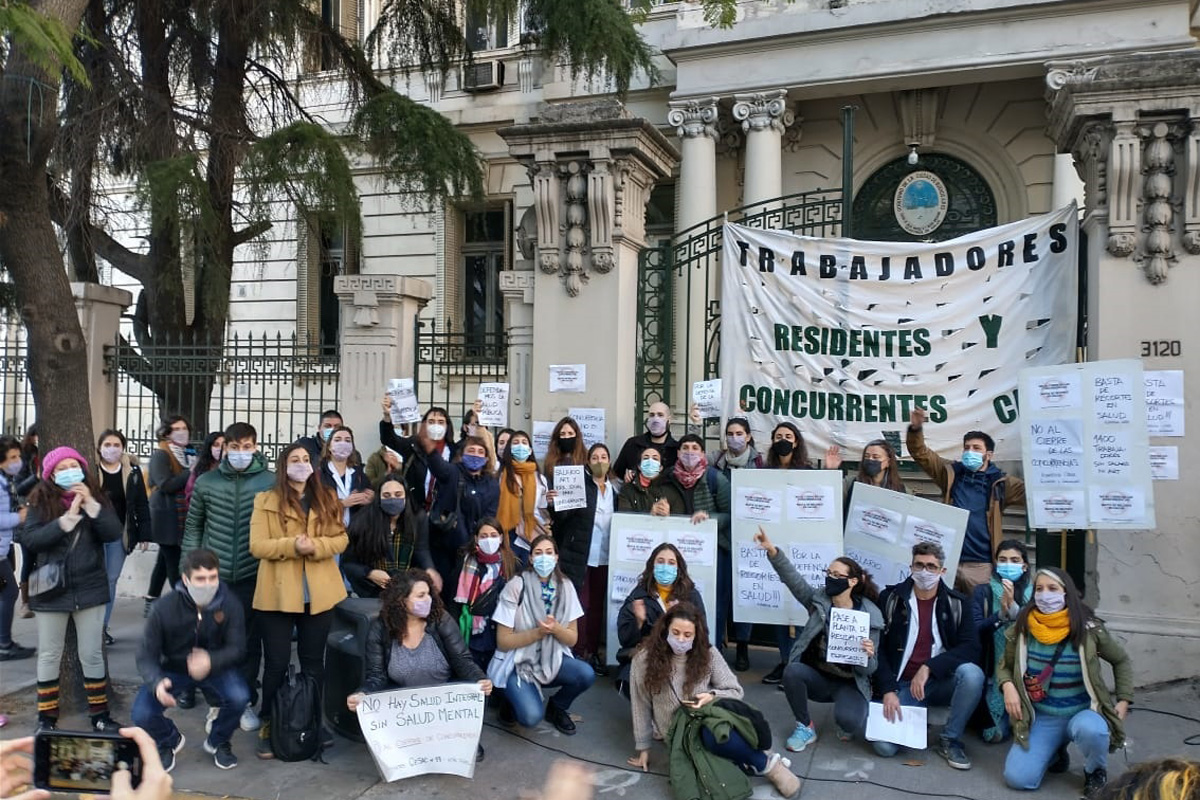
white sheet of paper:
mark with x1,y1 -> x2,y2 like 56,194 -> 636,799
386,378 -> 421,425
549,364 -> 586,393
667,528 -> 716,568
1089,486 -> 1146,525
692,379 -> 723,419
735,541 -> 786,609
902,515 -> 956,550
552,465 -> 587,511
619,528 -> 664,563
845,545 -> 909,587
866,703 -> 927,749
735,488 -> 782,523
476,383 -> 509,427
1089,429 -> 1133,479
610,570 -> 640,603
849,504 -> 903,543
1031,490 -> 1087,529
1092,373 -> 1136,425
1145,370 -> 1185,436
785,484 -> 837,521
1149,446 -> 1179,480
531,421 -> 556,461
787,542 -> 841,591
1027,419 -> 1085,486
826,608 -> 870,667
568,408 -> 606,448
357,684 -> 484,781
1028,373 -> 1082,412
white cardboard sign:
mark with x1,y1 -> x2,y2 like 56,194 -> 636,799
356,684 -> 485,781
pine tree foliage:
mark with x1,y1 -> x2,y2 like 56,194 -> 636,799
0,1 -> 87,83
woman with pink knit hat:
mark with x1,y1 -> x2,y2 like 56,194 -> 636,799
16,445 -> 123,732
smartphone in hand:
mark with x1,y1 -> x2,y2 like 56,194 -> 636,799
34,729 -> 142,793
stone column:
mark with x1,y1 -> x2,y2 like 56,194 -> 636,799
499,270 -> 535,430
333,275 -> 433,454
1046,50 -> 1200,685
71,283 -> 132,438
732,89 -> 792,207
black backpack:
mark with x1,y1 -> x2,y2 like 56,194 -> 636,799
270,665 -> 322,762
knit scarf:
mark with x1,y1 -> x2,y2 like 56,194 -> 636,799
511,573 -> 571,688
498,460 -> 539,541
673,454 -> 708,490
455,549 -> 502,635
723,446 -> 753,469
1027,608 -> 1071,644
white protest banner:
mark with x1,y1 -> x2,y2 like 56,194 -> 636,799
476,383 -> 509,427
357,684 -> 485,781
549,364 -> 586,393
720,206 -> 1078,459
1144,370 -> 1185,437
568,408 -> 606,448
844,483 -> 968,586
606,514 -> 718,665
731,470 -> 843,626
387,378 -> 421,425
531,421 -> 556,461
1020,360 -> 1155,529
826,608 -> 871,667
552,465 -> 587,511
1149,446 -> 1178,481
692,379 -> 723,419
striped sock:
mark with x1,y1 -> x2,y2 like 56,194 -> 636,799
36,680 -> 59,720
84,676 -> 109,718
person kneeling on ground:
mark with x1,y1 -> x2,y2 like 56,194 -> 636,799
628,603 -> 799,798
133,548 -> 249,772
998,567 -> 1132,799
347,569 -> 492,761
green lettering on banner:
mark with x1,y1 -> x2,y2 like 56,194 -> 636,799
993,390 -> 1019,424
979,314 -> 1003,349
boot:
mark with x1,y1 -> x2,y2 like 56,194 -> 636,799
765,757 -> 800,798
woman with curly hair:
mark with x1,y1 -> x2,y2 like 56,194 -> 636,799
347,568 -> 492,760
627,603 -> 799,797
615,543 -> 705,688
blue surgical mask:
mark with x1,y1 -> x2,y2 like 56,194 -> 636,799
653,563 -> 678,586
640,458 -> 661,479
321,428 -> 334,442
226,451 -> 253,471
462,454 -> 488,472
961,451 -> 985,471
510,443 -> 532,462
532,554 -> 557,578
996,563 -> 1024,582
53,468 -> 85,490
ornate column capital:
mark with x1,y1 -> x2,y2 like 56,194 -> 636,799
667,96 -> 720,141
731,90 -> 793,135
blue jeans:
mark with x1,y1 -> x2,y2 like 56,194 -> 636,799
103,540 -> 125,631
700,726 -> 768,773
872,662 -> 986,757
1004,709 -> 1109,790
504,655 -> 595,727
132,669 -> 249,747
717,548 -> 752,644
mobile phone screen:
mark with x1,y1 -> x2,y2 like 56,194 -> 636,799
36,732 -> 141,793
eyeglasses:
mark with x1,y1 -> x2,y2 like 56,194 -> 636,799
910,563 -> 942,573
824,571 -> 850,579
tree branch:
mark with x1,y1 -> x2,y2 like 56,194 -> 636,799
47,179 -> 152,284
232,220 -> 272,247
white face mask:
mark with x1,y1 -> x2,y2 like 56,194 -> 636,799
186,579 -> 219,608
477,536 -> 501,556
911,569 -> 941,591
426,423 -> 446,441
1034,590 -> 1066,614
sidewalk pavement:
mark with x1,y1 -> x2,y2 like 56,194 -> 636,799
2,597 -> 1196,800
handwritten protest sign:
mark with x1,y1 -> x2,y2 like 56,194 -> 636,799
826,608 -> 870,667
552,465 -> 587,511
692,379 -> 723,419
1144,370 -> 1185,437
531,421 -> 555,460
387,379 -> 421,425
357,684 -> 485,781
568,408 -> 606,448
477,383 -> 509,427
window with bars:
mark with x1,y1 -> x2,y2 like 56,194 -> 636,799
297,213 -> 358,355
304,0 -> 359,72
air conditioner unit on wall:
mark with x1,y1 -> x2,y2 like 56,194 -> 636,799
463,60 -> 505,92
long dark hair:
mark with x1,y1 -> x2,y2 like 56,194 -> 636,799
832,556 -> 880,604
1013,567 -> 1095,650
272,443 -> 342,523
193,431 -> 225,475
766,422 -> 808,469
499,430 -> 538,494
543,417 -> 587,475
639,543 -> 696,603
345,481 -> 417,568
638,602 -> 712,699
723,417 -> 755,452
854,439 -> 905,492
994,538 -> 1032,599
524,533 -> 565,582
422,406 -> 456,449
464,516 -> 517,580
28,461 -> 110,521
587,442 -> 616,485
380,568 -> 445,642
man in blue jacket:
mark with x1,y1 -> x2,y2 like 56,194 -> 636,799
874,542 -> 984,770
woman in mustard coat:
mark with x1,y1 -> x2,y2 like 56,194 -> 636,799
250,442 -> 348,758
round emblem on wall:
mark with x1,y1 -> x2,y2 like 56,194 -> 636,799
893,171 -> 949,236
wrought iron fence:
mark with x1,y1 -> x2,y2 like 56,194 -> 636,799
0,315 -> 35,439
105,326 -> 340,462
413,319 -> 508,435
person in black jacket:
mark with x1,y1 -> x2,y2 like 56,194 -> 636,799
873,542 -> 985,770
16,446 -> 124,732
95,429 -> 153,646
293,409 -> 345,461
346,568 -> 492,760
144,416 -> 196,613
341,479 -> 436,598
132,548 -> 249,772
612,402 -> 679,482
377,399 -> 458,511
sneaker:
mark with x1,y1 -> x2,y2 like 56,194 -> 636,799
204,738 -> 238,770
240,704 -> 261,732
734,642 -> 750,672
176,689 -> 196,710
762,663 -> 786,685
834,724 -> 853,743
158,731 -> 185,774
0,642 -> 34,661
256,724 -> 274,760
786,722 -> 818,752
1048,746 -> 1070,774
936,735 -> 971,770
544,702 -> 577,735
92,715 -> 122,733
205,706 -> 220,735
1082,768 -> 1108,799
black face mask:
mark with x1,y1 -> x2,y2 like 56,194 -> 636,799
863,459 -> 883,477
770,439 -> 794,458
824,576 -> 851,597
555,436 -> 577,454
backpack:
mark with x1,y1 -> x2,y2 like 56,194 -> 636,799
270,665 -> 323,762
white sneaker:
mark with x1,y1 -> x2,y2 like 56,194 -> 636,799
239,705 -> 261,732
205,706 -> 219,735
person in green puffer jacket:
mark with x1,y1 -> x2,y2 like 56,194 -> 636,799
180,422 -> 275,724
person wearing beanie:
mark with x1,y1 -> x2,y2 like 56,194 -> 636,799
16,445 -> 124,732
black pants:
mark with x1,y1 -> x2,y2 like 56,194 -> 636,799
145,545 -> 181,599
258,608 -> 333,719
782,662 -> 869,736
226,578 -> 262,706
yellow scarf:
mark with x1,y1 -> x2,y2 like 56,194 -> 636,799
498,460 -> 539,541
1027,608 -> 1070,644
